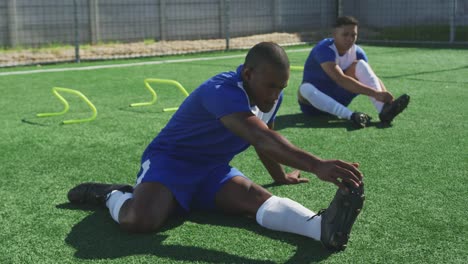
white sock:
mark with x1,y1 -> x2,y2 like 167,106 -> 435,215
105,190 -> 133,223
299,83 -> 353,119
256,196 -> 322,241
355,60 -> 384,113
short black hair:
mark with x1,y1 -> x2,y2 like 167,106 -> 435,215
244,42 -> 289,71
334,16 -> 359,28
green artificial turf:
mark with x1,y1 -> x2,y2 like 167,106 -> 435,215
369,25 -> 468,42
0,45 -> 467,263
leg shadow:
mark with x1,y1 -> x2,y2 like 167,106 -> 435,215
275,113 -> 389,131
57,203 -> 332,263
188,211 -> 332,263
274,113 -> 348,131
58,203 -> 276,263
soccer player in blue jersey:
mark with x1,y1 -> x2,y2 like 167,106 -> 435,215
298,16 -> 410,128
68,42 -> 364,251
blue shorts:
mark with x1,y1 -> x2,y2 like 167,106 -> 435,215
135,151 -> 248,212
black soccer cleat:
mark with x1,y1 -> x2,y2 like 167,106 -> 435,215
350,112 -> 371,128
67,182 -> 133,207
379,94 -> 410,124
313,182 -> 365,251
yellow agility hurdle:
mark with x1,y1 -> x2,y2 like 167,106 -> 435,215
130,78 -> 189,112
37,87 -> 97,124
290,65 -> 304,72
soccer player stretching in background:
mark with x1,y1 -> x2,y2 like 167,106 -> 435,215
298,16 -> 410,128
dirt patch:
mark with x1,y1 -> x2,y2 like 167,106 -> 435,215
1,33 -> 305,67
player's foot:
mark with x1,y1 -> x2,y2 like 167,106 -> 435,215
379,94 -> 410,124
67,182 -> 133,207
350,112 -> 371,128
314,183 -> 365,251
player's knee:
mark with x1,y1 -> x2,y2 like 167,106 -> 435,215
299,83 -> 319,99
344,61 -> 359,79
356,59 -> 367,66
355,60 -> 377,82
119,207 -> 165,233
247,183 -> 271,206
355,60 -> 370,73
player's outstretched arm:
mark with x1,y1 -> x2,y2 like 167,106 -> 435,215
221,112 -> 363,190
255,146 -> 309,185
254,120 -> 309,184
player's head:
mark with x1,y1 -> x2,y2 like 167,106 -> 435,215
242,42 -> 290,112
333,16 -> 359,53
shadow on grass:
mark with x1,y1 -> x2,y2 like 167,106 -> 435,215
21,113 -> 100,126
382,65 -> 468,83
117,106 -> 169,114
20,115 -> 71,126
21,118 -> 52,126
57,203 -> 331,263
188,212 -> 332,264
274,113 -> 388,131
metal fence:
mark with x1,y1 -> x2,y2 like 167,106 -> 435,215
0,0 -> 467,67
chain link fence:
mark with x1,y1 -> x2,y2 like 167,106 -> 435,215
1,0 -> 467,67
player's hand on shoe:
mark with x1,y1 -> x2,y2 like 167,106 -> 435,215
274,170 -> 309,185
315,160 -> 363,191
374,91 -> 394,103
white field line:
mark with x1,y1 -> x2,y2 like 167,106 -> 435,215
0,48 -> 310,77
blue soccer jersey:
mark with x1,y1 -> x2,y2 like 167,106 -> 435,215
145,65 -> 283,165
302,38 -> 368,105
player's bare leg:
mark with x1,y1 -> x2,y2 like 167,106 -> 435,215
118,182 -> 177,233
216,176 -> 323,241
215,175 -> 272,216
68,182 -> 177,233
215,176 -> 364,251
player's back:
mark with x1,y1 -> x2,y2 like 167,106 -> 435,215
147,67 -> 251,164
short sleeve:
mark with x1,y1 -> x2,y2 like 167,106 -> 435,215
356,46 -> 368,62
313,44 -> 336,64
201,83 -> 251,119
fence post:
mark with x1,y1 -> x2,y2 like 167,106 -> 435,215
89,0 -> 100,44
449,0 -> 456,43
320,1 -> 328,38
219,0 -> 225,39
159,0 -> 166,41
273,0 -> 280,32
224,0 -> 230,50
336,0 -> 343,18
73,0 -> 80,63
7,0 -> 18,48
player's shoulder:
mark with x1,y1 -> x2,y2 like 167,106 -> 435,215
309,38 -> 336,63
354,44 -> 366,54
314,38 -> 334,50
198,66 -> 247,99
354,44 -> 368,60
212,65 -> 243,85
211,71 -> 239,86
200,68 -> 240,91
312,38 -> 336,56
